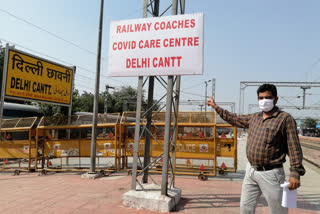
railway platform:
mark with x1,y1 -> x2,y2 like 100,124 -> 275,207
0,136 -> 319,214
0,168 -> 318,214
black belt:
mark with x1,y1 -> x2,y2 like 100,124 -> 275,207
251,164 -> 283,171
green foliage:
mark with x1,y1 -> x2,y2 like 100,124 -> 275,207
38,103 -> 68,116
39,89 -> 92,116
109,86 -> 142,113
302,117 -> 317,128
75,91 -> 95,113
38,86 -> 147,116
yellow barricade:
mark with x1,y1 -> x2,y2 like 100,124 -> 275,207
0,117 -> 38,174
0,111 -> 238,179
35,114 -> 120,174
119,112 -> 145,169
120,111 -> 238,180
215,123 -> 237,175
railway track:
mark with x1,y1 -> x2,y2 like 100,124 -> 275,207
300,138 -> 320,168
301,143 -> 320,151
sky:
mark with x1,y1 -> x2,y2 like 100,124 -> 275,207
0,0 -> 319,118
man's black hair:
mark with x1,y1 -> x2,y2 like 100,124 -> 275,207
257,84 -> 277,97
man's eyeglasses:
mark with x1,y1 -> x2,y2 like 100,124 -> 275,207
258,96 -> 273,100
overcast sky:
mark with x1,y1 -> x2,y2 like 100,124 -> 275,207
0,0 -> 319,118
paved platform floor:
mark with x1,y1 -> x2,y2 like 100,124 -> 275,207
0,168 -> 318,214
0,135 -> 318,214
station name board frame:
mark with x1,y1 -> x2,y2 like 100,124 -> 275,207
108,13 -> 204,77
1,46 -> 75,106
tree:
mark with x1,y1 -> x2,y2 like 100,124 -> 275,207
75,91 -> 95,113
38,85 -> 160,116
38,89 -> 92,116
302,117 -> 317,128
108,86 -> 142,113
71,89 -> 88,113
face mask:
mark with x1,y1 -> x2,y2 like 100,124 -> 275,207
259,99 -> 274,112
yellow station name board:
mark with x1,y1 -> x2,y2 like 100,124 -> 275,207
5,49 -> 74,105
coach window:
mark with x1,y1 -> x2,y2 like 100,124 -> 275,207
128,126 -> 135,138
81,128 -> 92,139
57,129 -> 67,139
70,129 -> 80,139
1,132 -> 10,141
11,131 -> 29,140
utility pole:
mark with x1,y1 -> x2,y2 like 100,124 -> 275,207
104,85 -> 115,114
204,80 -> 211,113
199,104 -> 204,112
301,86 -> 311,109
211,78 -> 216,100
89,0 -> 104,175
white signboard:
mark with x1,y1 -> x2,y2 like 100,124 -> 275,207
108,13 -> 204,77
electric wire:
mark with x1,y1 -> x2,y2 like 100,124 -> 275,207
180,90 -> 207,98
0,38 -> 97,82
181,82 -> 205,91
0,8 -> 130,87
1,38 -> 121,93
0,38 -> 122,86
278,96 -> 301,110
0,5 -> 207,101
0,8 -> 98,57
3,6 -> 317,114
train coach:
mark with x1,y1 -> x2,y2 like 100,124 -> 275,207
2,102 -> 43,119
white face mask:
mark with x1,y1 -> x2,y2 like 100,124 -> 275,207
259,99 -> 274,112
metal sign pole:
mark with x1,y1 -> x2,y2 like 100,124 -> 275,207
131,0 -> 148,189
161,76 -> 174,195
67,66 -> 76,140
131,76 -> 143,189
0,44 -> 9,132
89,0 -> 104,174
142,76 -> 154,183
171,75 -> 180,187
69,66 -> 76,117
170,0 -> 182,188
143,0 -> 159,184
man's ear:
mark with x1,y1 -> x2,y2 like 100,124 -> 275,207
274,96 -> 278,105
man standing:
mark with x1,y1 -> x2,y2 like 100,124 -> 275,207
207,84 -> 305,214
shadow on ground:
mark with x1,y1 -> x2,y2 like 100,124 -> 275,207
297,194 -> 320,211
174,193 -> 320,212
174,194 -> 245,211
